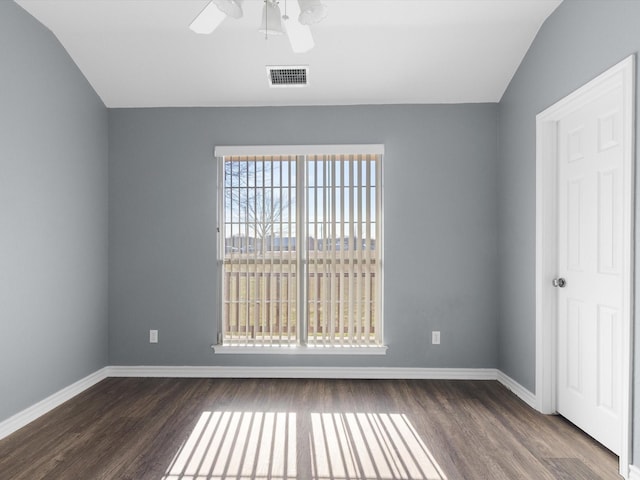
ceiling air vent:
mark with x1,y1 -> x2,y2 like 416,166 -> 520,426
267,66 -> 309,88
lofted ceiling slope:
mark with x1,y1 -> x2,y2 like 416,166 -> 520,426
16,0 -> 562,108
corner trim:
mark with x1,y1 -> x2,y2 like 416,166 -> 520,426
496,370 -> 537,409
0,367 -> 109,441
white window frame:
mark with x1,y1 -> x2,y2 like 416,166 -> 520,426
213,145 -> 387,355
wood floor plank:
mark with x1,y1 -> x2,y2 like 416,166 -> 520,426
0,378 -> 620,479
542,458 -> 602,480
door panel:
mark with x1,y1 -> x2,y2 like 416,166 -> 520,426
597,169 -> 617,274
596,305 -> 617,412
565,299 -> 583,394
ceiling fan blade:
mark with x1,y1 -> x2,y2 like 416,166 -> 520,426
283,1 -> 315,53
189,1 -> 226,35
285,22 -> 314,53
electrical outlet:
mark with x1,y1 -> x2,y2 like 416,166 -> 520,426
149,329 -> 158,344
432,331 -> 440,345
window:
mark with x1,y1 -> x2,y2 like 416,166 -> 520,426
216,145 -> 384,352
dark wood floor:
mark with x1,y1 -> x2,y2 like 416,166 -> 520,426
0,378 -> 619,479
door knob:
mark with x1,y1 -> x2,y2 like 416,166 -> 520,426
552,278 -> 566,288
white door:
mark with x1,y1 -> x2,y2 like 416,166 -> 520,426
556,86 -> 624,454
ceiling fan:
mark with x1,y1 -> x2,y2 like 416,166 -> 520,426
189,0 -> 328,53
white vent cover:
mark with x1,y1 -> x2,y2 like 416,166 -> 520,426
267,66 -> 309,88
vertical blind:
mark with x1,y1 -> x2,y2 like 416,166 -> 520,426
219,148 -> 382,348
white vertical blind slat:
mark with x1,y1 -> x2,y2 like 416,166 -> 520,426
330,156 -> 337,346
347,155 -> 355,346
364,156 -> 372,344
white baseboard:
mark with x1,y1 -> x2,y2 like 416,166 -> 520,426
495,370 -> 537,409
1,366 -> 538,442
0,367 -> 109,441
628,464 -> 640,480
106,365 -> 499,380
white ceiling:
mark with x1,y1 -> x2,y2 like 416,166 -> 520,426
16,0 -> 562,108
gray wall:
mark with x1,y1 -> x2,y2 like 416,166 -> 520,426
108,105 -> 499,368
0,2 -> 109,422
496,0 -> 640,460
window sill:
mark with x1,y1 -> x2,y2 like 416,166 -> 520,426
211,345 -> 388,355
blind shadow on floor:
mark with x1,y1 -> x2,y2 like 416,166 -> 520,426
162,410 -> 447,480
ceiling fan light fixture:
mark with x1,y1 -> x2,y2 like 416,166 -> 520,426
297,0 -> 327,25
259,0 -> 284,36
189,1 -> 227,34
212,0 -> 244,20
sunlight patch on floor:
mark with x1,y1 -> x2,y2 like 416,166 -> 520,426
162,411 -> 446,480
162,411 -> 296,480
310,413 -> 447,480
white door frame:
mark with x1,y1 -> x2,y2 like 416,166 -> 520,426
535,55 -> 635,478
